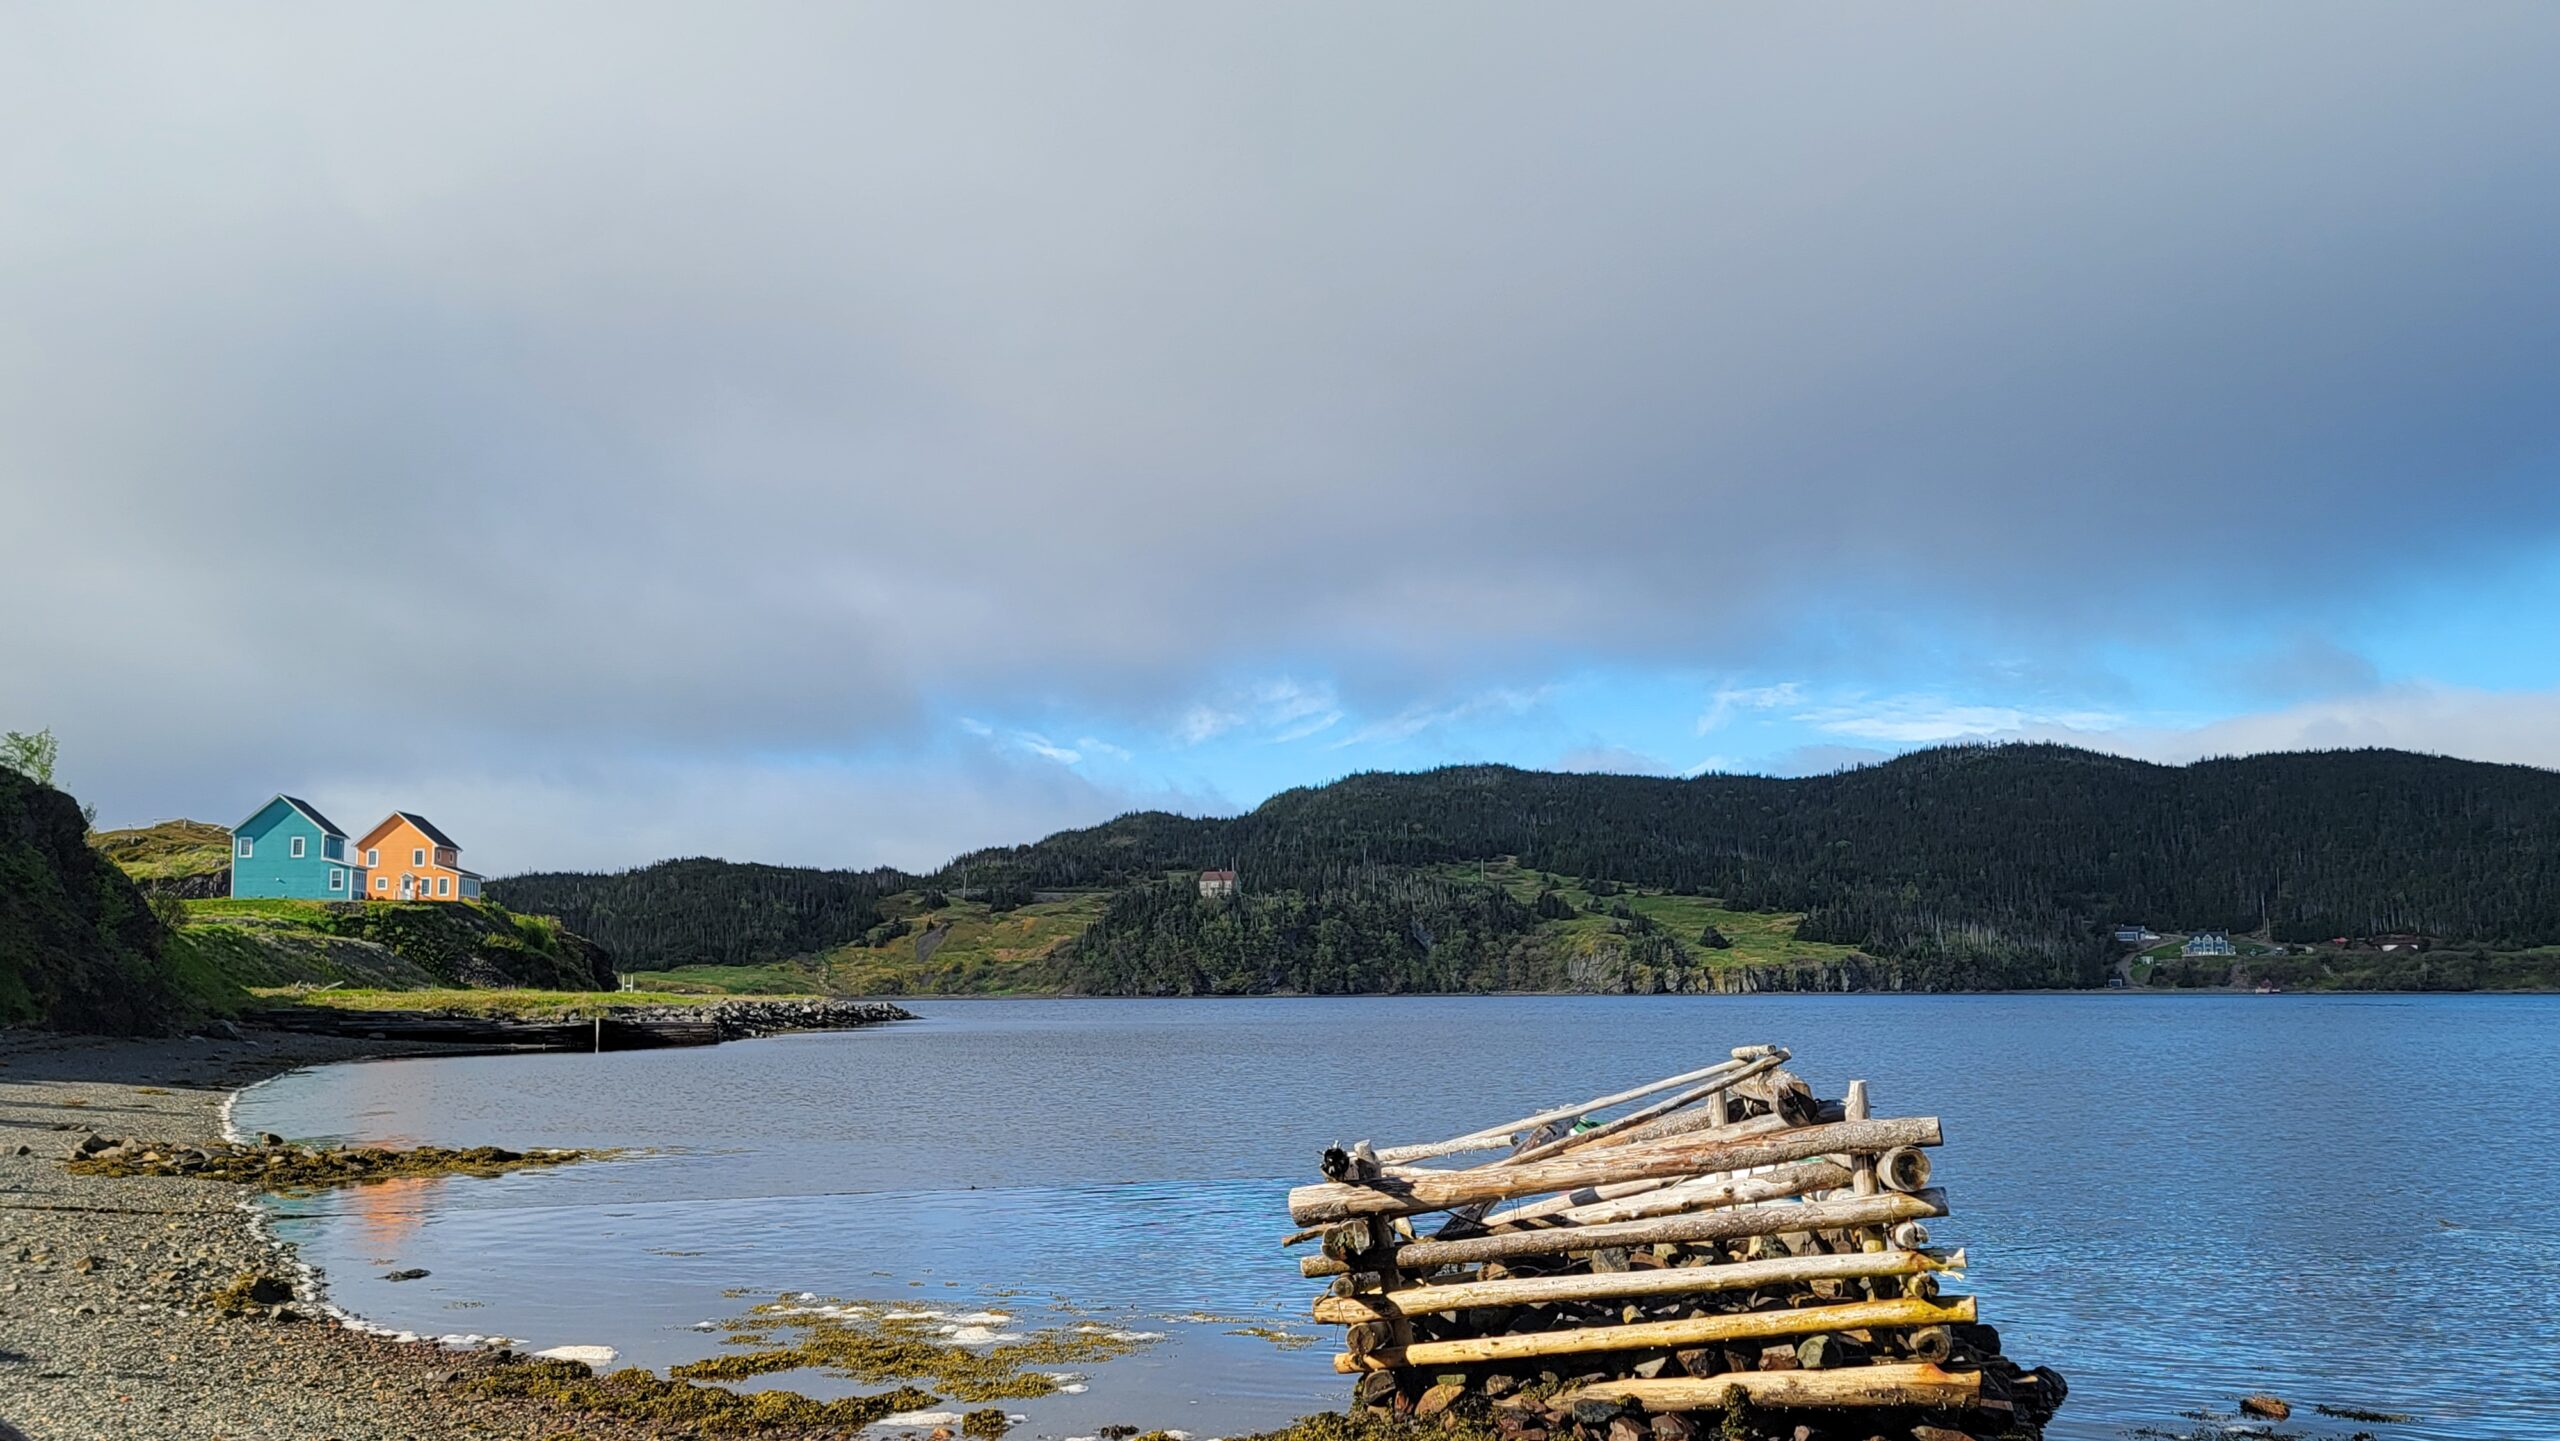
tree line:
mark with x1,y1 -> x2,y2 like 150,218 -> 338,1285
498,744 -> 2560,984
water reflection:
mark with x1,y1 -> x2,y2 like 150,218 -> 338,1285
239,994 -> 2560,1440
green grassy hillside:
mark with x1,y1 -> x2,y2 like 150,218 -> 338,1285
2,774 -> 240,1032
89,818 -> 233,885
173,897 -> 615,993
626,891 -> 1103,996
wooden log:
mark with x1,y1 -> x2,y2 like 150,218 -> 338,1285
1492,1055 -> 1788,1167
1491,1158 -> 1851,1230
1487,1111 -> 1808,1225
1551,1363 -> 1984,1411
1320,1220 -> 1375,1261
1370,1054 -> 1776,1166
1474,1175 -> 1684,1228
1877,1146 -> 1931,1194
1616,1095 -> 1844,1150
1288,1117 -> 1942,1224
1889,1220 -> 1931,1249
1331,1294 -> 1976,1372
1903,1325 -> 1954,1362
1844,1080 -> 1884,1259
1301,1188 -> 1946,1277
1312,1247 -> 1966,1322
1742,1067 -> 1820,1127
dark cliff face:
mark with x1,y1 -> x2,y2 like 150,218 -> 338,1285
0,771 -> 201,1034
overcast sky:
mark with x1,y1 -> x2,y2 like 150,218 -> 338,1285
8,4 -> 2560,873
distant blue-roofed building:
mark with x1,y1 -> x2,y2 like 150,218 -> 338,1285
229,795 -> 366,900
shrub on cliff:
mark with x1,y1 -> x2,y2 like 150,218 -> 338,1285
0,769 -> 233,1033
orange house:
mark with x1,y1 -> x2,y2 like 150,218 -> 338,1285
354,812 -> 484,902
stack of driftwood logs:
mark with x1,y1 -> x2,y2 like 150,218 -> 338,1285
1286,1046 -> 2065,1441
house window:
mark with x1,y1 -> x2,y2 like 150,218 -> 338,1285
328,868 -> 345,891
365,848 -> 378,867
290,836 -> 306,859
325,837 -> 343,860
413,848 -> 425,866
237,837 -> 253,858
374,876 -> 387,892
436,876 -> 451,896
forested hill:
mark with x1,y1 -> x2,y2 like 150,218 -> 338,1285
957,744 -> 2560,935
486,858 -> 915,970
495,745 -> 2560,988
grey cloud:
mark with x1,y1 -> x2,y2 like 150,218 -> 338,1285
9,4 -> 2560,858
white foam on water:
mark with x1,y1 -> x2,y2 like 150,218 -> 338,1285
878,1410 -> 965,1427
533,1343 -> 620,1365
938,1323 -> 1025,1344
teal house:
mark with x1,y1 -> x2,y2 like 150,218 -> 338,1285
229,795 -> 368,900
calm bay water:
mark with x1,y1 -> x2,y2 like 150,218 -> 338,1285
234,995 -> 2560,1440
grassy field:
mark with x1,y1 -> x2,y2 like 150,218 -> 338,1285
620,891 -> 1108,997
616,958 -> 834,995
88,817 -> 232,881
828,891 -> 1104,994
1438,858 -> 1861,972
247,986 -> 762,1017
182,897 -> 337,922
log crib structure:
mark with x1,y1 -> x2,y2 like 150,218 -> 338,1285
1286,1046 -> 2067,1441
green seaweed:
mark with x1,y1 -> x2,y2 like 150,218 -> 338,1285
465,1357 -> 940,1433
1226,1325 -> 1320,1350
1223,1414 -> 1500,1441
68,1137 -> 597,1191
672,1301 -> 1152,1402
206,1271 -> 294,1315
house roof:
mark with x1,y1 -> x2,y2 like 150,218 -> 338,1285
396,812 -> 461,850
1201,869 -> 1237,880
359,811 -> 462,851
237,794 -> 349,838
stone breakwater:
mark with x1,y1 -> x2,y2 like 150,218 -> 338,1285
243,996 -> 916,1050
668,997 -> 916,1039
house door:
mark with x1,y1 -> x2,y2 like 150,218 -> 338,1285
401,875 -> 415,899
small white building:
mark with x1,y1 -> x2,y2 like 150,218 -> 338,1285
2182,931 -> 2236,958
1198,868 -> 1238,899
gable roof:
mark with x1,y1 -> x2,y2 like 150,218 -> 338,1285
357,811 -> 462,852
395,812 -> 460,850
236,794 -> 348,838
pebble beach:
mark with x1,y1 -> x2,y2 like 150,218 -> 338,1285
0,1027 -> 663,1441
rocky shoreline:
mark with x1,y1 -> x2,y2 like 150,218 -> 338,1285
241,996 -> 917,1052
674,997 -> 916,1039
1,1024 -> 836,1441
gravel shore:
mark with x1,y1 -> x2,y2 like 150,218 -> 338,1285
0,1027 -> 664,1441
